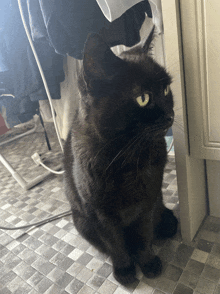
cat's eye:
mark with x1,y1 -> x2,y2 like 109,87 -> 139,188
164,85 -> 170,96
136,94 -> 150,107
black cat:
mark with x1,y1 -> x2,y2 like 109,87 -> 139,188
63,28 -> 178,285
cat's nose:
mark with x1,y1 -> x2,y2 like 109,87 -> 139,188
165,110 -> 174,122
167,116 -> 174,122
165,114 -> 174,125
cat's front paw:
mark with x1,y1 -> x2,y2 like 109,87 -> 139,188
140,256 -> 162,278
113,264 -> 137,285
155,208 -> 178,239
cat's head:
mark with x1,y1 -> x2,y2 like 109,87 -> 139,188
79,27 -> 174,140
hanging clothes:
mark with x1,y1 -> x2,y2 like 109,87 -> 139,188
27,0 -> 152,60
0,0 -> 152,127
96,0 -> 149,22
0,0 -> 65,127
96,0 -> 162,33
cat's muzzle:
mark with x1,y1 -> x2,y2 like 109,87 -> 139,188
165,111 -> 174,127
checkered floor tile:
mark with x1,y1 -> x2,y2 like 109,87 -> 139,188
0,121 -> 218,294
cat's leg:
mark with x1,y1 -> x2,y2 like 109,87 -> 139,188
153,194 -> 178,239
102,223 -> 137,285
73,210 -> 136,284
134,217 -> 163,278
155,207 -> 178,239
111,248 -> 136,285
72,210 -> 108,253
73,209 -> 136,285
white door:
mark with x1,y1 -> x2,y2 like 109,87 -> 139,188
179,0 -> 220,159
178,0 -> 220,218
161,0 -> 210,241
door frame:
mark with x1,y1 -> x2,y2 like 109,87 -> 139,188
161,0 -> 208,241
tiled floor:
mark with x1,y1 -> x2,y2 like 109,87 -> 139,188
0,121 -> 219,294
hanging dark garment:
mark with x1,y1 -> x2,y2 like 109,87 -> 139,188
0,0 -> 152,127
0,0 -> 64,127
28,0 -> 152,59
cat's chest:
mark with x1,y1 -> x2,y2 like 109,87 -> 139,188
119,201 -> 150,225
104,139 -> 166,181
99,162 -> 163,225
105,162 -> 163,196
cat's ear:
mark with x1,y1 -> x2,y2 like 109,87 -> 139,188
142,26 -> 155,53
83,33 -> 125,80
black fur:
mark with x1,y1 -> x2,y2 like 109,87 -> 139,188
63,28 -> 178,285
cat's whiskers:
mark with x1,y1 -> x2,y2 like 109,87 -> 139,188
136,142 -> 146,177
106,123 -> 168,172
120,125 -> 164,169
105,132 -> 142,172
121,131 -> 147,168
173,106 -> 183,112
93,133 -> 125,163
173,118 -> 185,132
